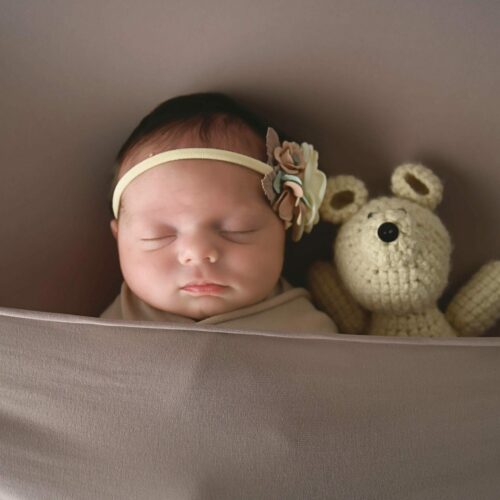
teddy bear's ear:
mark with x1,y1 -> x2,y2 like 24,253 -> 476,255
390,163 -> 443,210
319,175 -> 368,224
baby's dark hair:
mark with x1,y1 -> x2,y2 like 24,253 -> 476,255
107,92 -> 284,217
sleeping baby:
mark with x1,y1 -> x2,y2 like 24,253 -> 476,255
100,92 -> 338,333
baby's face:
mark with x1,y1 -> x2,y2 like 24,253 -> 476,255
111,152 -> 286,320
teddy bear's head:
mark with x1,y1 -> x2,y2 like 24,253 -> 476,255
320,164 -> 452,314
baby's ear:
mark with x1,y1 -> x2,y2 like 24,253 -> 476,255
319,175 -> 368,224
391,163 -> 443,211
110,219 -> 118,240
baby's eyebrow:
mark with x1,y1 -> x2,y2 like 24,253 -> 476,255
128,217 -> 160,229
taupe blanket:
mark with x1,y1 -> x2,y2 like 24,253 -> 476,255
1,306 -> 499,499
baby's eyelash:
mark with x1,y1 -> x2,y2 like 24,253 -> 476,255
141,235 -> 176,241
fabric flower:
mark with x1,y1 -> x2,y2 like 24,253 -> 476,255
262,127 -> 327,242
274,142 -> 306,175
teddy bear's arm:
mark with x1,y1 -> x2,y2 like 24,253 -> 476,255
307,260 -> 369,334
445,261 -> 500,336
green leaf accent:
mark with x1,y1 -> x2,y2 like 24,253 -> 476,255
273,171 -> 283,193
280,174 -> 303,185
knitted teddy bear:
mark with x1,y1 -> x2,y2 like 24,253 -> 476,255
307,163 -> 500,337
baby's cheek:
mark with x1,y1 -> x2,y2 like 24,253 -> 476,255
236,242 -> 282,281
121,249 -> 165,284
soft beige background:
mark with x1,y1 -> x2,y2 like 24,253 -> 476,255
1,1 -> 499,329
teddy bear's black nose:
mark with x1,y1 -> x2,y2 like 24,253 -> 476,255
377,222 -> 399,243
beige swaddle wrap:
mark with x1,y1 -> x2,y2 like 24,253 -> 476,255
100,277 -> 338,334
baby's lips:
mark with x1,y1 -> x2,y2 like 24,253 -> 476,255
181,282 -> 228,295
182,279 -> 226,288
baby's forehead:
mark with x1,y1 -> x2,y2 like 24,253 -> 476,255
120,161 -> 268,224
123,189 -> 268,228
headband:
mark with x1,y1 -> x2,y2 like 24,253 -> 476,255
112,127 -> 327,241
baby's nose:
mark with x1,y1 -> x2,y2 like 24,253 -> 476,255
177,237 -> 219,265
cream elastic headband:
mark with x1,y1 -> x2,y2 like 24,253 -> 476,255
112,148 -> 272,219
112,127 -> 327,242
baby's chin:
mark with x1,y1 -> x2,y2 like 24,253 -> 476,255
175,296 -> 246,320
167,286 -> 278,319
167,297 -> 235,321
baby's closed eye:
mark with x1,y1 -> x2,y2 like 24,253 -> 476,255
219,227 -> 260,242
139,228 -> 260,245
138,235 -> 176,251
140,234 -> 176,242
